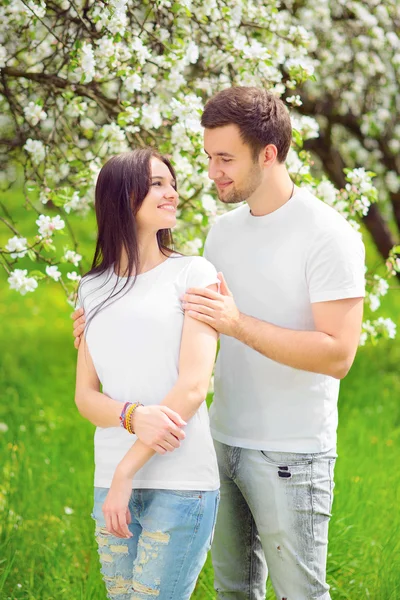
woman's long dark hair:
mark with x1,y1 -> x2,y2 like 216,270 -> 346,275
79,148 -> 176,327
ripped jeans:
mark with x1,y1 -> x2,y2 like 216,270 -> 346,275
212,441 -> 336,600
92,487 -> 219,600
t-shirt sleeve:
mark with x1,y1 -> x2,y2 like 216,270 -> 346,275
185,256 -> 220,290
203,221 -> 218,264
306,226 -> 366,303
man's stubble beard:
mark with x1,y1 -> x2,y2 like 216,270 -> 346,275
217,161 -> 263,204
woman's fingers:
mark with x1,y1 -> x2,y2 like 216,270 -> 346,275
117,510 -> 132,538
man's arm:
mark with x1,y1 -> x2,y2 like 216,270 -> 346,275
183,273 -> 363,380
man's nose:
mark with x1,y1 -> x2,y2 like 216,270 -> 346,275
208,160 -> 223,181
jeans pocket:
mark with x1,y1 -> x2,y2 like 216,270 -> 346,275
208,492 -> 220,549
161,489 -> 203,499
260,450 -> 312,468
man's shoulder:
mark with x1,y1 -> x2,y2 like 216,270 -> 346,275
208,204 -> 248,234
296,188 -> 359,238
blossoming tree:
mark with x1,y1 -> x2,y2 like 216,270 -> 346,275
0,0 -> 398,344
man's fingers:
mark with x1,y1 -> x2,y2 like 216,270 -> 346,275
74,336 -> 81,350
187,311 -> 214,326
71,307 -> 84,320
186,287 -> 220,300
183,303 -> 214,317
217,272 -> 232,296
73,315 -> 86,331
183,294 -> 217,309
161,406 -> 186,427
73,325 -> 85,339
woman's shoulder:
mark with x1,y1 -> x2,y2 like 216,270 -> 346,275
170,254 -> 216,273
78,268 -> 114,303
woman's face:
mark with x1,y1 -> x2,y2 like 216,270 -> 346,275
135,157 -> 179,233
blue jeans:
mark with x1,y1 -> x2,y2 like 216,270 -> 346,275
92,487 -> 220,600
212,441 -> 336,600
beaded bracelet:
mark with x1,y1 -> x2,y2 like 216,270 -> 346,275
124,402 -> 143,434
119,402 -> 131,428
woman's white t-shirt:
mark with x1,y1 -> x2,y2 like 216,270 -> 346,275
78,255 -> 220,491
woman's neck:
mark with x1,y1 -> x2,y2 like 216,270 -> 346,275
117,233 -> 169,276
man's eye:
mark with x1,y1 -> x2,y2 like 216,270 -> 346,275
222,159 -> 232,163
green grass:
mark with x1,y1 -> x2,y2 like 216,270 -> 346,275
1,188 -> 400,599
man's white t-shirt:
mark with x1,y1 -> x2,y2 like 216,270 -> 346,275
204,189 -> 366,453
79,255 -> 220,490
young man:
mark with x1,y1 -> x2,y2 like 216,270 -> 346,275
73,87 -> 365,599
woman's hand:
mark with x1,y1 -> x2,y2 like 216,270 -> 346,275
102,471 -> 133,539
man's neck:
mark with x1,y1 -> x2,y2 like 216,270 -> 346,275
247,165 -> 295,217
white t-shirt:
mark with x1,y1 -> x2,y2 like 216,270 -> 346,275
78,255 -> 220,490
204,189 -> 366,453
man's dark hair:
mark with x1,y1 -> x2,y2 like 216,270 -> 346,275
201,87 -> 292,163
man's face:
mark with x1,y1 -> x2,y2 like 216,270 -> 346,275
204,124 -> 263,204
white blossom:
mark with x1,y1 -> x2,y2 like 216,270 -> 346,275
46,265 -> 62,281
368,294 -> 380,312
23,102 -> 47,126
0,45 -> 7,68
201,194 -> 217,214
80,43 -> 96,82
184,238 -> 203,255
125,73 -> 142,93
5,236 -> 28,259
186,41 -> 199,64
67,271 -> 81,282
36,214 -> 65,237
26,1 -> 46,19
64,250 -> 82,267
141,102 -> 162,130
376,317 -> 396,339
317,180 -> 337,206
8,269 -> 38,295
24,139 -> 46,164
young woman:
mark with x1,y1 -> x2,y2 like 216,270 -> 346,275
75,148 -> 220,600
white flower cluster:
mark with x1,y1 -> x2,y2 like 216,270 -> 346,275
360,317 -> 397,346
46,265 -> 62,281
5,236 -> 28,259
7,269 -> 38,295
80,43 -> 96,83
64,250 -> 82,267
366,275 -> 389,312
36,215 -> 65,238
0,0 -> 397,345
23,102 -> 47,126
24,139 -> 46,165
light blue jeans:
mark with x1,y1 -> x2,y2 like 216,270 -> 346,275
212,441 -> 336,600
92,487 -> 219,600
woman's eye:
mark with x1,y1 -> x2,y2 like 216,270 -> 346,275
152,182 -> 162,186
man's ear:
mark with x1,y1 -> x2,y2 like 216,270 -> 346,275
261,144 -> 278,167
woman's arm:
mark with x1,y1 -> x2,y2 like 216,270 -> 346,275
75,338 -> 186,451
104,284 -> 218,537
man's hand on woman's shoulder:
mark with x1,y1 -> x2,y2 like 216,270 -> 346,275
72,307 -> 85,349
